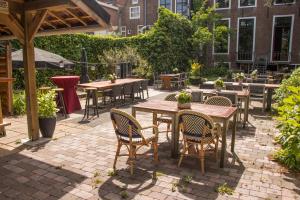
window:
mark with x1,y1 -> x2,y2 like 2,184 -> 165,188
176,0 -> 189,16
137,25 -> 144,34
132,0 -> 138,4
237,17 -> 256,61
213,19 -> 230,54
271,15 -> 294,62
274,0 -> 295,5
159,0 -> 172,10
239,0 -> 256,7
127,29 -> 132,35
129,6 -> 140,19
214,0 -> 230,9
121,26 -> 126,36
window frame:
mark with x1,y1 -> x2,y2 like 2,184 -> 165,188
175,0 -> 190,16
121,26 -> 126,37
270,14 -> 294,63
238,0 -> 257,8
236,16 -> 256,62
214,0 -> 231,10
132,0 -> 138,4
158,0 -> 172,10
213,18 -> 231,55
129,6 -> 140,19
137,25 -> 144,34
274,0 -> 295,5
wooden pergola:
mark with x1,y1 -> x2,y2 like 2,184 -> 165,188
0,0 -> 111,140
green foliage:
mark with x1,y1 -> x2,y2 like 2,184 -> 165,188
108,73 -> 117,81
216,183 -> 234,195
274,86 -> 300,170
274,67 -> 300,105
233,72 -> 245,81
13,91 -> 26,116
250,69 -> 258,79
177,91 -> 192,104
37,90 -> 58,118
190,62 -> 202,77
214,77 -> 224,88
201,66 -> 229,78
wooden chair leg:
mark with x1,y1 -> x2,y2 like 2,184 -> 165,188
166,123 -> 171,141
153,141 -> 159,163
215,138 -> 219,162
113,142 -> 121,171
178,141 -> 187,167
129,145 -> 134,175
200,143 -> 205,175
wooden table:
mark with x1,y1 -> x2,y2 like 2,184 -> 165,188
132,100 -> 237,168
160,74 -> 179,90
78,78 -> 144,90
204,81 -> 280,111
190,89 -> 250,127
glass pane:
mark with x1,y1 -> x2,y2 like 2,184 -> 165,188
176,0 -> 189,16
274,0 -> 294,4
272,16 -> 292,61
160,0 -> 172,10
239,0 -> 256,7
238,18 -> 255,60
215,0 -> 230,8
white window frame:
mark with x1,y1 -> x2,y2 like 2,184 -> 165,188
270,15 -> 294,63
175,0 -> 190,16
132,0 -> 138,4
137,25 -> 144,34
236,16 -> 256,62
121,26 -> 126,36
129,6 -> 140,19
213,18 -> 231,55
274,0 -> 295,5
214,0 -> 231,10
158,0 -> 172,11
238,0 -> 257,8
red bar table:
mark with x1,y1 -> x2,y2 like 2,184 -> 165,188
51,76 -> 81,114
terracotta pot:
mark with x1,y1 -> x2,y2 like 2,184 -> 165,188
111,79 -> 116,83
177,102 -> 191,110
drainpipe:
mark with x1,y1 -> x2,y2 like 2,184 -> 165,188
144,0 -> 147,26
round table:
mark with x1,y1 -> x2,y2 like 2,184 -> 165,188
51,76 -> 81,114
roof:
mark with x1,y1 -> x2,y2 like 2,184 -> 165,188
0,0 -> 111,41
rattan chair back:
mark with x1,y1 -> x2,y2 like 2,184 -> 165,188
204,96 -> 232,107
164,93 -> 177,101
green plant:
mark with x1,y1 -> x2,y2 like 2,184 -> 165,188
120,191 -> 128,199
108,73 -> 117,81
190,62 -> 202,77
37,90 -> 58,118
176,91 -> 192,104
214,77 -> 224,88
183,175 -> 193,184
216,183 -> 234,195
233,72 -> 245,81
13,91 -> 26,115
250,69 -> 258,79
274,86 -> 300,171
107,169 -> 118,176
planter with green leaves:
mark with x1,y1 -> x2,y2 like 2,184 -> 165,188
250,70 -> 258,80
214,78 -> 224,91
38,90 -> 58,138
108,73 -> 117,83
173,68 -> 179,74
234,72 -> 245,84
176,91 -> 192,109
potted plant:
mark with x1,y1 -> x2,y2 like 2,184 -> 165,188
173,67 -> 179,74
234,72 -> 245,84
214,78 -> 224,91
38,90 -> 58,138
176,91 -> 192,109
189,62 -> 202,85
250,69 -> 258,80
108,73 -> 117,83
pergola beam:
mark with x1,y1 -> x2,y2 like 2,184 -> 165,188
24,0 -> 70,11
29,10 -> 48,42
0,13 -> 24,44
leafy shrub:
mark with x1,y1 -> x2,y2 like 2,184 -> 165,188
214,77 -> 224,88
273,67 -> 300,105
176,91 -> 192,104
13,91 -> 26,115
201,66 -> 228,78
37,90 -> 58,118
274,86 -> 300,170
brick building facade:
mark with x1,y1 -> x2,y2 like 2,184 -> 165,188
99,0 -> 300,70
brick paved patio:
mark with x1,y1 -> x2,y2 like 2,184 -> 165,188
0,89 -> 299,200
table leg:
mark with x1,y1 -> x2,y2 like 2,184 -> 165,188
231,112 -> 237,153
171,114 -> 179,158
153,112 -> 157,134
132,108 -> 136,117
243,96 -> 249,128
266,88 -> 273,111
220,119 -> 229,168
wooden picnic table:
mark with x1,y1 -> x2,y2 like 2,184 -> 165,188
160,74 -> 180,90
77,78 -> 145,90
204,81 -> 280,110
190,89 -> 250,127
132,100 -> 238,168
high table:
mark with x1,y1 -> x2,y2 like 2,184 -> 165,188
132,100 -> 237,168
77,78 -> 144,90
51,76 -> 81,114
160,74 -> 180,90
189,89 -> 250,127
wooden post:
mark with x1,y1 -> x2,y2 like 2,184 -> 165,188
22,11 -> 39,140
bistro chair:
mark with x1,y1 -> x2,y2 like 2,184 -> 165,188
177,110 -> 221,174
153,73 -> 162,89
248,84 -> 267,111
191,91 -> 203,103
226,84 -> 243,91
110,109 -> 159,175
253,78 -> 267,84
204,96 -> 232,107
83,87 -> 99,120
217,91 -> 241,122
132,81 -> 142,101
157,93 -> 177,141
103,85 -> 123,105
53,88 -> 67,119
123,83 -> 133,102
199,83 -> 215,89
170,75 -> 181,90
140,79 -> 149,99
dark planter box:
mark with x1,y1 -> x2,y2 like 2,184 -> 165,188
189,76 -> 201,85
39,117 -> 56,138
